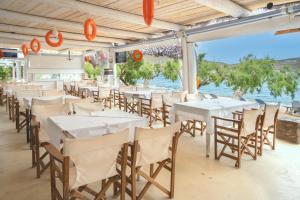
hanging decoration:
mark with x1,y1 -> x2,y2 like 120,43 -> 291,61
45,30 -> 63,47
133,50 -> 143,62
84,55 -> 91,62
21,44 -> 29,57
143,0 -> 154,26
30,38 -> 41,53
0,49 -> 3,58
196,76 -> 201,89
84,18 -> 97,41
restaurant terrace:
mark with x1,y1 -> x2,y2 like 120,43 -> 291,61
0,0 -> 300,200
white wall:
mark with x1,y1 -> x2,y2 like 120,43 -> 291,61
27,54 -> 83,74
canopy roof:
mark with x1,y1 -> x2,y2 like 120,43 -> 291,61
0,0 -> 299,52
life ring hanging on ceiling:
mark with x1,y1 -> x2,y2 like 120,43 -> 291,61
133,50 -> 143,62
84,18 -> 97,41
143,0 -> 154,26
22,44 -> 29,57
0,49 -> 3,58
45,30 -> 63,47
30,38 -> 41,53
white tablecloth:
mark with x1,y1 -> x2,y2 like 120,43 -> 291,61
47,110 -> 147,148
23,95 -> 80,108
173,97 -> 258,156
124,90 -> 151,99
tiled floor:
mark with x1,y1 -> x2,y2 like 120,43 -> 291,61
0,106 -> 300,200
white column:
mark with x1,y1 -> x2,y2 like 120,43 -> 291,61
187,42 -> 197,94
181,37 -> 189,92
15,61 -> 21,80
12,63 -> 16,81
109,48 -> 118,87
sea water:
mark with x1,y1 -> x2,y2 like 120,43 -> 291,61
138,75 -> 300,106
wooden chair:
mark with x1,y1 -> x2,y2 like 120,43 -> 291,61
31,104 -> 71,178
182,94 -> 206,137
93,87 -> 112,109
113,89 -> 121,107
0,87 -> 7,106
46,129 -> 129,200
125,96 -> 139,114
213,109 -> 260,168
258,104 -> 279,156
126,123 -> 181,200
140,93 -> 164,127
72,102 -> 104,115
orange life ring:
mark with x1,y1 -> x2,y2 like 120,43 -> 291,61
143,0 -> 154,26
30,38 -> 41,53
22,44 -> 29,57
84,18 -> 97,41
133,50 -> 143,62
0,49 -> 3,58
45,30 -> 63,47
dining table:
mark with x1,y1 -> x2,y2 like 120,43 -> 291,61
172,97 -> 258,157
47,109 -> 147,148
23,95 -> 80,108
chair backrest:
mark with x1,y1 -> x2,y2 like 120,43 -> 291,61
262,104 -> 279,128
241,109 -> 260,136
151,92 -> 163,109
32,97 -> 64,106
99,87 -> 111,98
135,122 -> 181,166
32,104 -> 71,132
15,89 -> 42,101
172,90 -> 188,102
185,93 -> 203,102
292,101 -> 300,114
63,129 -> 129,189
163,94 -> 183,106
72,102 -> 104,115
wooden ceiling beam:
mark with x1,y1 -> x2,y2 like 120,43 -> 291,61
192,0 -> 250,18
0,24 -> 129,44
0,32 -> 112,48
0,9 -> 151,39
35,0 -> 184,31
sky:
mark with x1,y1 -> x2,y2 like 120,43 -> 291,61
196,32 -> 300,64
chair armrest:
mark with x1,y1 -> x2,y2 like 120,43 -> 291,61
44,143 -> 64,163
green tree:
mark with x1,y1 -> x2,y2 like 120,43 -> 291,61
162,59 -> 181,82
0,66 -> 12,80
84,62 -> 100,80
117,52 -> 144,86
197,54 -> 299,98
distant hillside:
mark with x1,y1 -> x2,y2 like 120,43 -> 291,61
206,58 -> 300,71
275,58 -> 300,71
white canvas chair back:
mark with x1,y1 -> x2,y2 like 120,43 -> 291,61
32,104 -> 71,141
135,122 -> 181,167
263,104 -> 279,128
15,90 -> 42,108
163,94 -> 182,106
172,90 -> 188,102
151,92 -> 163,109
32,96 -> 64,106
73,102 -> 104,115
65,98 -> 93,113
63,129 -> 129,189
185,93 -> 203,102
99,87 -> 111,98
241,109 -> 260,136
42,89 -> 64,96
